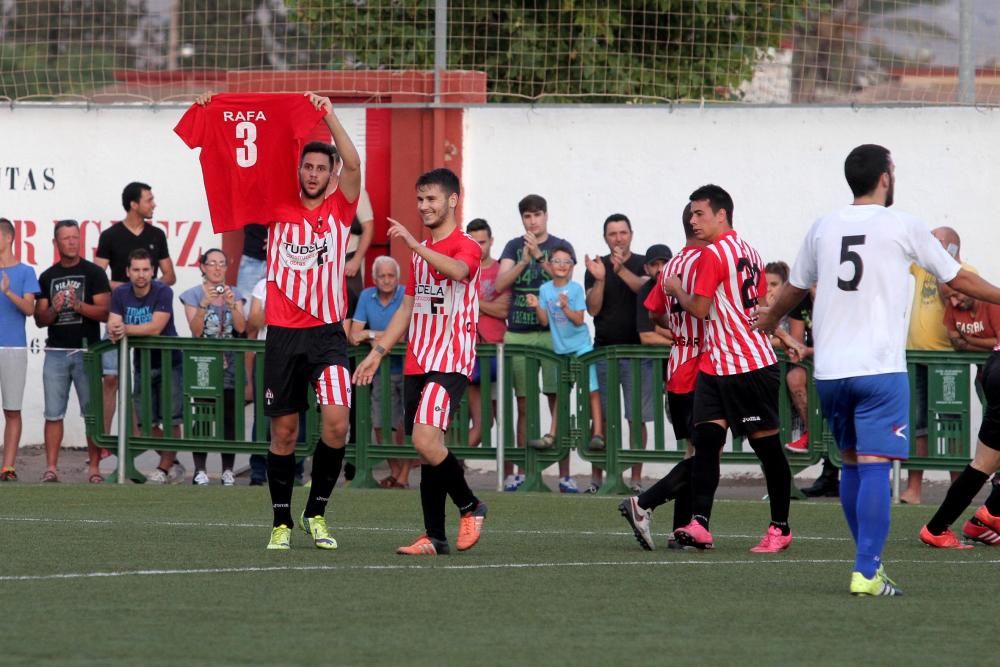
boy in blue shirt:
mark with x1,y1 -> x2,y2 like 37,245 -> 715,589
525,245 -> 603,492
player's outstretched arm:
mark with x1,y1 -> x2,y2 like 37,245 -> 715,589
353,296 -> 414,385
949,269 -> 1000,308
306,92 -> 361,203
756,283 -> 808,333
388,218 -> 470,282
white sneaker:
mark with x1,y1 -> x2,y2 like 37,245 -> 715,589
221,469 -> 235,486
147,469 -> 168,484
193,470 -> 210,486
503,474 -> 524,492
168,461 -> 187,484
618,496 -> 654,550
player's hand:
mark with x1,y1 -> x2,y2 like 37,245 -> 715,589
195,92 -> 214,106
305,92 -> 333,115
786,342 -> 807,363
584,255 -> 605,280
662,274 -> 682,298
345,256 -> 361,278
387,218 -> 419,250
352,351 -> 382,385
525,294 -> 539,308
754,306 -> 778,334
558,292 -> 569,309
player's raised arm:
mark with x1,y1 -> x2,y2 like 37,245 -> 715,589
306,92 -> 361,203
755,283 -> 808,333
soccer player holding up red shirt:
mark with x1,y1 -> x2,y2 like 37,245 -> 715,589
663,184 -> 793,553
620,204 -> 708,550
354,168 -> 488,556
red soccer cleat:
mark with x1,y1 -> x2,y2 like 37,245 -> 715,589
919,525 -> 973,549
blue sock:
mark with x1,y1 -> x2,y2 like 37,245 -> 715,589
839,463 -> 859,543
855,462 -> 892,579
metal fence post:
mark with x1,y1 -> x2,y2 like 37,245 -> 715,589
958,0 -> 975,104
495,343 -> 505,492
434,0 -> 447,105
116,335 -> 129,485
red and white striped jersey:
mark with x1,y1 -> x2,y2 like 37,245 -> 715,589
693,230 -> 777,376
265,189 -> 358,328
644,245 -> 707,393
405,226 -> 481,377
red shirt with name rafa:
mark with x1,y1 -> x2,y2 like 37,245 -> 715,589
174,93 -> 323,232
405,227 -> 481,377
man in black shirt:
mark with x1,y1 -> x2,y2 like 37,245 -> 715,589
35,220 -> 111,482
584,214 -> 655,493
94,182 -> 177,474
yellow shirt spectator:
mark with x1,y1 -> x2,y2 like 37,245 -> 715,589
907,262 -> 977,350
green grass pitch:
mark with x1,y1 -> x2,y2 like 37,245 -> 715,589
0,486 -> 996,666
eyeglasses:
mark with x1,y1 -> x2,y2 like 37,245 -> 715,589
549,259 -> 574,266
203,261 -> 227,268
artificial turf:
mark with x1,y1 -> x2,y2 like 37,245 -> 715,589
0,485 -> 996,666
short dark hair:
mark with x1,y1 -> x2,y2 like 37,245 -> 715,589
518,194 -> 547,215
0,217 -> 13,239
689,184 -> 734,226
765,261 -> 790,283
300,141 -> 339,168
127,247 -> 152,268
603,213 -> 632,235
54,219 -> 79,238
416,168 -> 460,198
121,182 -> 151,213
844,144 -> 891,198
681,204 -> 695,239
466,218 -> 491,236
549,244 -> 574,262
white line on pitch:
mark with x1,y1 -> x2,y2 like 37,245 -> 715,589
3,557 -> 999,583
0,515 -> 851,541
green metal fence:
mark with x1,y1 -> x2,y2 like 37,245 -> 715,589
85,336 -> 988,490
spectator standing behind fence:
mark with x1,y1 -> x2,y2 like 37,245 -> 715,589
525,245 -> 601,493
584,213 -> 653,494
34,220 -> 111,483
179,249 -> 247,486
345,189 -> 376,297
903,227 -> 975,504
495,194 -> 575,492
0,218 -> 40,482
466,219 -> 509,448
94,183 -> 179,478
107,248 -> 182,484
348,256 -> 409,489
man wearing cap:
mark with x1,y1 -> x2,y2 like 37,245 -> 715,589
636,244 -> 675,346
583,214 -> 657,493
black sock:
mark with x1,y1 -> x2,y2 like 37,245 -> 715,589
304,440 -> 345,518
437,451 -> 478,514
928,465 -> 989,533
221,453 -> 235,470
672,472 -> 694,531
986,480 -> 1000,516
420,463 -> 448,542
638,457 -> 692,512
267,451 -> 296,528
748,433 -> 792,531
192,452 -> 208,471
690,423 -> 727,529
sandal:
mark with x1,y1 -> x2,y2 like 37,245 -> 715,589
89,474 -> 105,484
378,475 -> 398,489
0,467 -> 16,481
41,470 -> 59,483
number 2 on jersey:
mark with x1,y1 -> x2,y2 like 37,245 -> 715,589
735,257 -> 761,310
235,121 -> 258,167
838,235 -> 866,291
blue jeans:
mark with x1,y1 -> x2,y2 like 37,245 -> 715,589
237,255 -> 266,297
44,350 -> 90,420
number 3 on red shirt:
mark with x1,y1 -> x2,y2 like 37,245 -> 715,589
235,121 -> 258,167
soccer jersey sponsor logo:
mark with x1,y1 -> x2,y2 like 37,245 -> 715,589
413,283 -> 453,316
278,237 -> 330,271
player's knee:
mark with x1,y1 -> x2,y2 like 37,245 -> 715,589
322,420 -> 348,446
692,422 -> 726,451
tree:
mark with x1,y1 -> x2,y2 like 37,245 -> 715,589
290,0 -> 805,103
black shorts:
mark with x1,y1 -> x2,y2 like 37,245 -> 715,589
667,391 -> 695,442
693,365 -> 779,437
977,353 -> 1000,450
404,372 -> 469,436
263,323 -> 351,417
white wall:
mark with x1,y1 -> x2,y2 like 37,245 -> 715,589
463,105 -> 1000,284
0,105 -> 365,448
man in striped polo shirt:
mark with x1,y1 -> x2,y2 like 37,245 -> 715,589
664,184 -> 793,553
354,168 -> 487,556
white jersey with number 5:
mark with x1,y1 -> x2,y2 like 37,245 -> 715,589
789,205 -> 960,380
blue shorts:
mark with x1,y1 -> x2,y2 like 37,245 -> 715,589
816,372 -> 910,459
